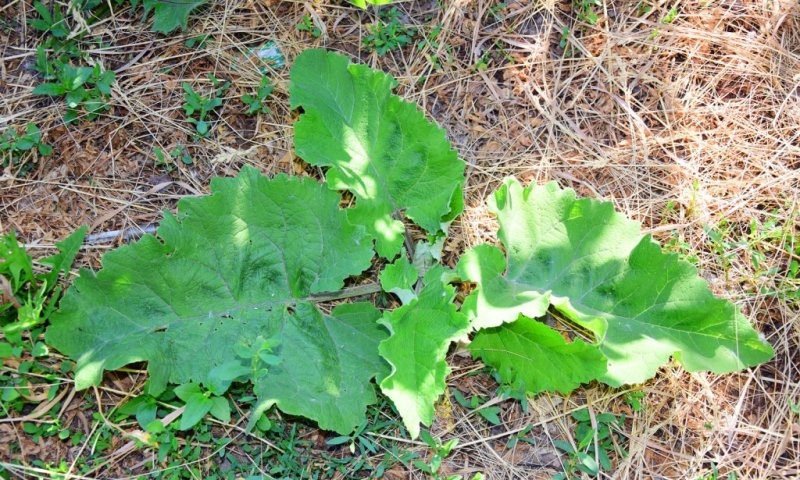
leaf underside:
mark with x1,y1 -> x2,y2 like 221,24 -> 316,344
46,167 -> 387,434
290,49 -> 465,258
470,316 -> 606,395
460,178 -> 774,388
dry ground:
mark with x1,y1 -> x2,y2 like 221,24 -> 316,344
1,0 -> 799,478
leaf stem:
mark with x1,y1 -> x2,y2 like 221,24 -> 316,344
308,283 -> 383,303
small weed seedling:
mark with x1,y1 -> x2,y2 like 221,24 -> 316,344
663,231 -> 700,265
185,34 -> 213,49
32,63 -> 115,123
322,397 -> 417,477
154,144 -> 193,170
451,389 -> 502,426
173,382 -> 231,430
505,424 -> 536,449
363,8 -> 417,56
29,2 -> 117,124
704,213 -> 787,286
553,408 -> 626,479
783,212 -> 799,298
648,5 -> 680,38
474,40 -> 514,71
415,430 -> 460,479
1,123 -> 53,172
182,76 -> 229,138
296,14 -> 322,38
661,6 -> 679,24
704,219 -> 736,278
624,390 -> 646,413
241,76 -> 274,116
695,465 -> 738,480
559,26 -> 571,50
326,418 -> 383,456
659,199 -> 700,264
488,3 -> 508,21
705,208 -> 799,299
33,40 -> 84,81
417,25 -> 454,71
29,0 -> 70,39
573,0 -> 602,25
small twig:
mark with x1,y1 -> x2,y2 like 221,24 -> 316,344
112,40 -> 156,74
84,224 -> 157,245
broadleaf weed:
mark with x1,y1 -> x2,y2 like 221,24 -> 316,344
573,0 -> 602,25
0,123 -> 53,173
32,62 -> 115,123
296,14 -> 322,38
363,8 -> 417,56
29,0 -> 70,39
241,76 -> 274,115
554,408 -> 626,479
182,76 -> 229,138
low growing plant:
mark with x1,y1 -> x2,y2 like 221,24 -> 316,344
241,76 -> 274,116
182,77 -> 229,137
553,408 -> 625,479
1,228 -> 85,421
363,7 -> 417,56
29,0 -> 205,46
29,0 -> 70,39
417,25 -> 454,71
1,228 -> 85,341
0,123 -> 53,172
185,33 -> 213,49
296,14 -> 322,38
414,431 -> 460,479
451,389 -> 502,426
474,40 -> 514,71
32,62 -> 115,123
153,144 -> 192,170
44,49 -> 773,442
574,0 -> 603,25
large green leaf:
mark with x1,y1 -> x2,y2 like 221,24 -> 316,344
290,49 -> 464,258
460,178 -> 774,387
470,316 -> 607,395
46,167 -> 387,434
378,278 -> 469,438
252,302 -> 389,433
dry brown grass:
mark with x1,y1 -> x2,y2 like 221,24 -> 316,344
1,0 -> 799,478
